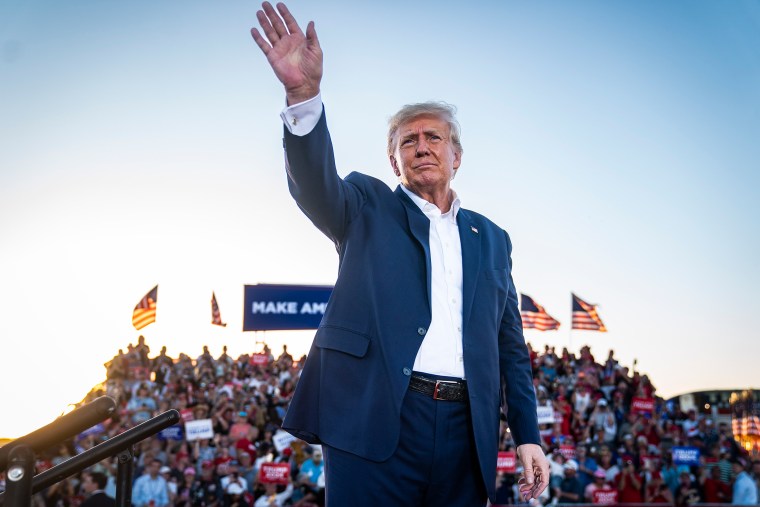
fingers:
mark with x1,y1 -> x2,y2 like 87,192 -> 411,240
277,2 -> 304,37
255,8 -> 280,46
305,21 -> 320,49
535,462 -> 550,497
523,457 -> 535,486
250,27 -> 271,55
262,2 -> 290,39
254,2 -> 308,50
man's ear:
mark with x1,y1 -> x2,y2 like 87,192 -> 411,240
453,150 -> 462,170
390,155 -> 401,177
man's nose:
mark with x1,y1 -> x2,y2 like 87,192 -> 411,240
415,136 -> 430,156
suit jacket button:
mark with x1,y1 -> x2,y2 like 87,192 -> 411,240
417,327 -> 427,336
402,368 -> 412,376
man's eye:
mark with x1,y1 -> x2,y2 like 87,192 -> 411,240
401,139 -> 414,146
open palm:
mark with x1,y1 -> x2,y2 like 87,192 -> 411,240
251,2 -> 323,105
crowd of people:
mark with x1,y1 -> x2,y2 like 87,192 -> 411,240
492,344 -> 758,505
1,337 -> 757,506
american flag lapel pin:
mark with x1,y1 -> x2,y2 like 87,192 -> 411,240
471,225 -> 478,234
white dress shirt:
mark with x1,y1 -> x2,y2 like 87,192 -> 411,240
282,95 -> 466,379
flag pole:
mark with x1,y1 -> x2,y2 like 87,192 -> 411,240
569,292 -> 573,353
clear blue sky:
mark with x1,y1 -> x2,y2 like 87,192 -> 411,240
1,0 -> 758,438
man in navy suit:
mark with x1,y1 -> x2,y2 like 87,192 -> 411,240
80,472 -> 115,507
251,3 -> 549,505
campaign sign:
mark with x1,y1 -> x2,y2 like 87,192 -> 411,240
251,353 -> 269,366
185,418 -> 214,441
496,451 -> 516,473
77,423 -> 105,441
272,429 -> 298,453
180,408 -> 194,423
672,446 -> 700,466
537,406 -> 555,424
158,425 -> 184,441
259,463 -> 290,485
593,489 -> 618,505
559,444 -> 576,460
243,284 -> 333,331
631,397 -> 655,415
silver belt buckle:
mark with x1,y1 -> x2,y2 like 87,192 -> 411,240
433,380 -> 458,400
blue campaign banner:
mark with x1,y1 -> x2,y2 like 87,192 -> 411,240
243,284 -> 333,331
157,425 -> 184,441
77,423 -> 105,441
672,446 -> 700,465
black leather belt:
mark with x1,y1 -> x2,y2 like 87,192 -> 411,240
409,374 -> 468,402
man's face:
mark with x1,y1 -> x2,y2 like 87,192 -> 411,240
81,474 -> 97,494
390,115 -> 461,198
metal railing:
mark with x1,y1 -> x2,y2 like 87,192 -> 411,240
0,396 -> 179,507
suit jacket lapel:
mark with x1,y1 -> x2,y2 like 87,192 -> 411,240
457,209 -> 481,330
395,186 -> 432,308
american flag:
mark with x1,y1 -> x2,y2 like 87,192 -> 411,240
571,293 -> 607,332
731,393 -> 759,437
132,285 -> 158,330
733,414 -> 760,437
520,294 -> 561,331
211,292 -> 227,327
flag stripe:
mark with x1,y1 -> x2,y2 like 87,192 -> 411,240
211,292 -> 226,327
571,293 -> 607,332
132,286 -> 157,330
520,294 -> 561,331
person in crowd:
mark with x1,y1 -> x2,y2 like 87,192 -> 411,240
574,444 -> 598,491
132,459 -> 170,507
276,345 -> 292,368
675,470 -> 701,507
220,467 -> 249,506
615,459 -> 643,503
192,461 -> 221,507
597,445 -> 620,483
644,470 -> 674,504
751,460 -> 760,499
174,468 -> 197,507
700,464 -> 730,504
557,460 -> 583,503
229,412 -> 253,443
718,449 -> 736,484
584,469 -> 612,503
732,458 -> 759,505
548,451 -> 566,500
253,480 -> 293,507
159,466 -> 177,504
80,472 -> 115,507
296,447 -> 324,502
127,384 -> 158,425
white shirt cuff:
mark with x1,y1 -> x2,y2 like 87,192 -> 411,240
280,93 -> 323,136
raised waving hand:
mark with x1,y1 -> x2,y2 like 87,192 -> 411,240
251,2 -> 323,105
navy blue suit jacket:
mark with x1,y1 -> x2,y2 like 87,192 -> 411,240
280,109 -> 539,500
